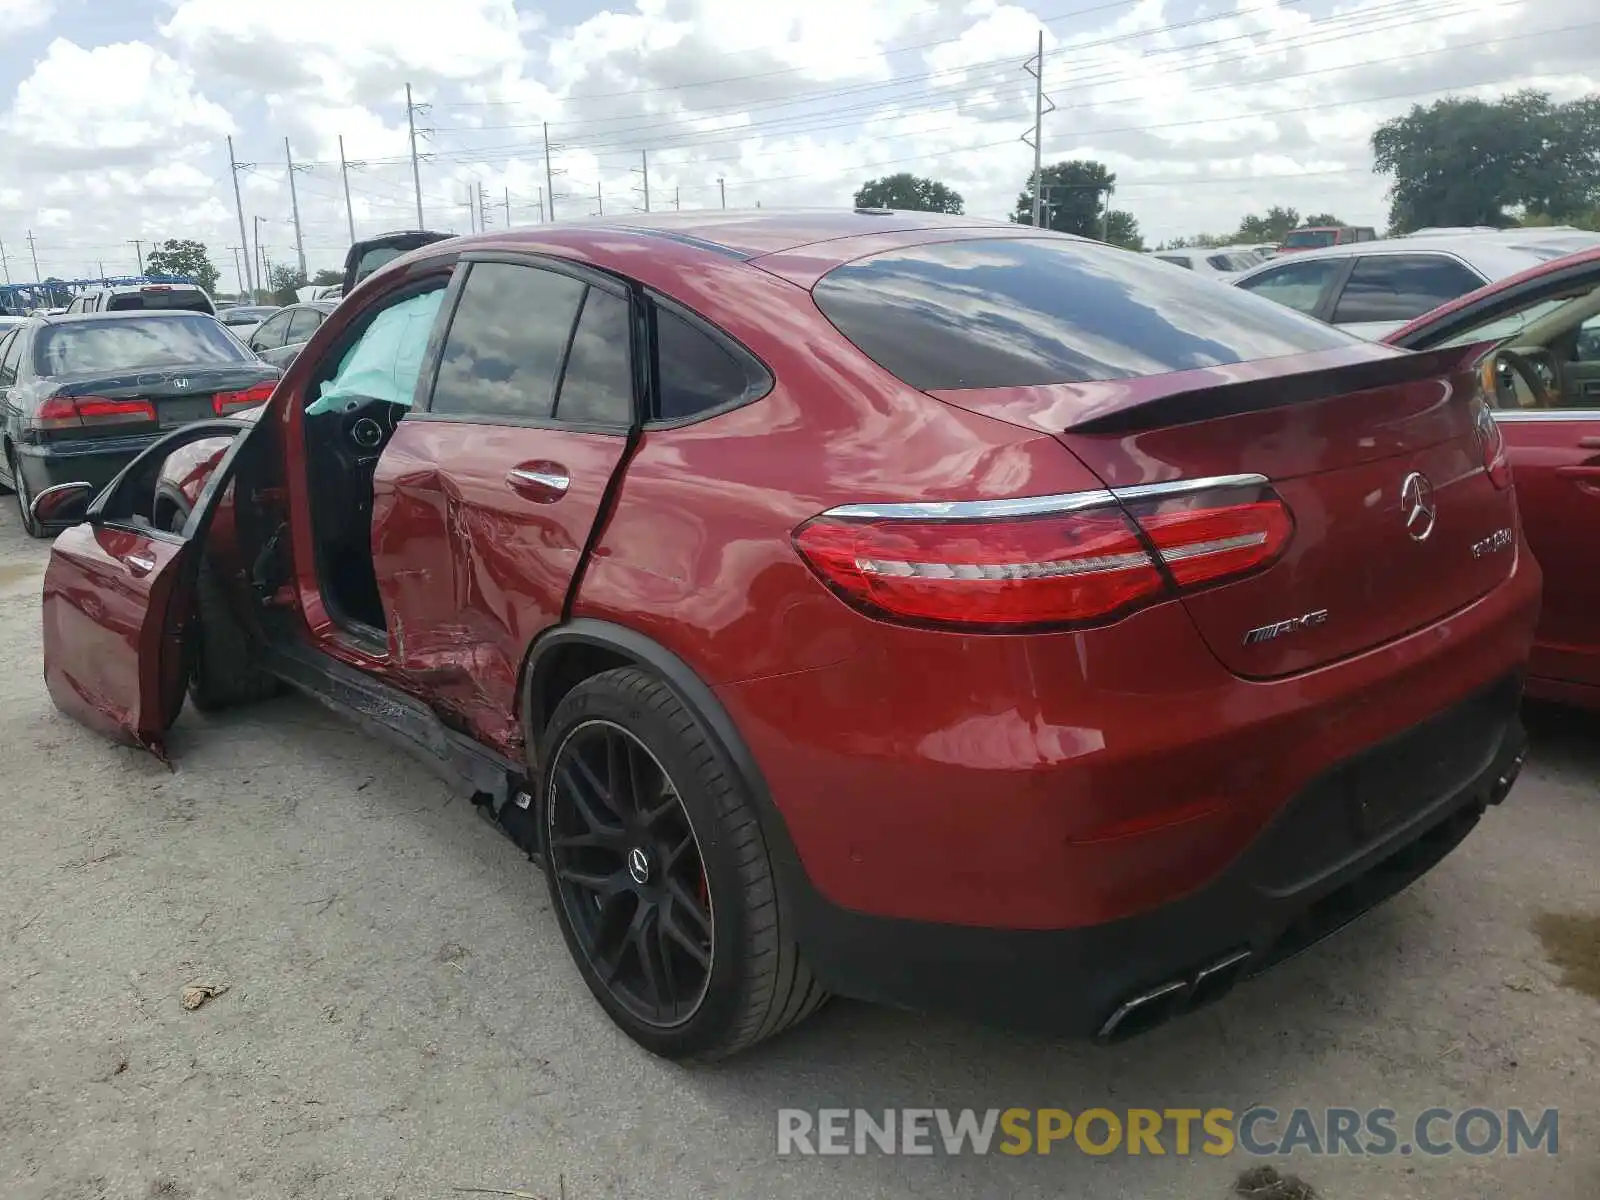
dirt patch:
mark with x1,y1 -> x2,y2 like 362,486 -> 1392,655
1235,1165 -> 1319,1200
1532,911 -> 1600,1000
0,562 -> 40,588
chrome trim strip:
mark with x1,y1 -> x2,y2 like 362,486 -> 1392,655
1193,948 -> 1252,985
1109,473 -> 1269,503
821,474 -> 1270,523
1490,408 -> 1600,422
824,489 -> 1116,521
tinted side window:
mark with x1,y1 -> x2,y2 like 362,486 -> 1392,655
1236,259 -> 1345,316
431,262 -> 584,421
286,307 -> 321,343
252,312 -> 291,350
814,237 -> 1354,390
655,306 -> 767,420
1332,256 -> 1485,324
554,288 -> 632,426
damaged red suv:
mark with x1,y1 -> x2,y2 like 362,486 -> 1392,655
35,212 -> 1539,1061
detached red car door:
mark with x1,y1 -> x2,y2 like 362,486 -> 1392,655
1388,250 -> 1600,702
370,256 -> 636,752
42,417 -> 268,756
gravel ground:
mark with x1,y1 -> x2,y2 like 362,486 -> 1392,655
1,499 -> 1597,1200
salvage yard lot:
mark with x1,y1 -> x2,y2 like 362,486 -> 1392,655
1,504 -> 1597,1200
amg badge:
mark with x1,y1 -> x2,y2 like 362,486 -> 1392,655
1471,527 -> 1514,559
1243,609 -> 1330,646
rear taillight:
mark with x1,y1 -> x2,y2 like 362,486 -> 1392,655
32,394 -> 156,430
212,382 -> 275,415
794,484 -> 1294,631
1472,397 -> 1512,489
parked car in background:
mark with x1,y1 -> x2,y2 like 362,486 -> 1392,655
65,280 -> 216,318
243,299 -> 339,368
218,304 -> 281,340
35,213 -> 1535,1062
1383,245 -> 1600,708
0,310 -> 277,535
341,229 -> 451,295
1277,225 -> 1378,253
1145,248 -> 1254,275
1227,233 -> 1600,340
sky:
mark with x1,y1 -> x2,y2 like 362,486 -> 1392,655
0,0 -> 1595,288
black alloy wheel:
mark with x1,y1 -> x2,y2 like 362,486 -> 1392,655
546,718 -> 714,1028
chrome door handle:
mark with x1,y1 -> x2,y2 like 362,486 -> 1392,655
506,466 -> 570,500
125,552 -> 156,574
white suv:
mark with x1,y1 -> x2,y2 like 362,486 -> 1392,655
65,281 -> 216,317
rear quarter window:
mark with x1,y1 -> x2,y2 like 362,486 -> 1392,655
811,237 -> 1355,390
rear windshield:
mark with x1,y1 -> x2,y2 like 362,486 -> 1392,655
35,316 -> 250,376
1282,229 -> 1339,249
106,287 -> 212,314
354,247 -> 406,285
811,237 -> 1355,390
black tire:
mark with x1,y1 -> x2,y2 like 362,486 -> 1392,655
538,666 -> 826,1062
186,551 -> 282,712
8,448 -> 43,537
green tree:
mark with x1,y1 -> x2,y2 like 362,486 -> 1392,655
1373,90 -> 1600,232
1013,160 -> 1116,236
144,239 -> 220,294
1235,207 -> 1301,242
853,173 -> 965,214
267,263 -> 307,306
1302,213 -> 1346,227
1103,210 -> 1144,251
311,268 -> 342,286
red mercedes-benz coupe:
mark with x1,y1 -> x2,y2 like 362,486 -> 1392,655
33,211 -> 1538,1061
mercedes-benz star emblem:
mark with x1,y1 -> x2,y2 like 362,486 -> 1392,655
627,846 -> 651,885
1400,471 -> 1436,542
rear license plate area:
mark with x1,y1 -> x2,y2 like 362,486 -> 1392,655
158,398 -> 212,427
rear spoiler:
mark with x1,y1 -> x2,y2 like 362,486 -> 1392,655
1067,341 -> 1500,436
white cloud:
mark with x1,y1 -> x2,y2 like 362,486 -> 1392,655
0,0 -> 1595,283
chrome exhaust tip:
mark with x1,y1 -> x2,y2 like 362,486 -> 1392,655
1097,948 -> 1252,1041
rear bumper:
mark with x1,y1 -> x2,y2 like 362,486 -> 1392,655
15,433 -> 163,499
783,677 -> 1526,1039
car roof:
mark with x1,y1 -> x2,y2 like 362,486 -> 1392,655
1230,234 -> 1582,283
419,208 -> 1017,265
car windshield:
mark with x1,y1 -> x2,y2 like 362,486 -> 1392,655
812,236 -> 1356,390
1283,229 -> 1339,249
354,246 -> 406,285
1434,284 -> 1600,349
35,316 -> 250,375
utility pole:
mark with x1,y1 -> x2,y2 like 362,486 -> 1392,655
26,229 -> 40,283
226,135 -> 255,296
128,239 -> 144,274
338,135 -> 361,244
633,149 -> 650,212
479,182 -> 491,229
229,246 -> 245,295
284,138 -> 308,278
543,122 -> 557,222
1021,31 -> 1055,227
718,176 -> 726,209
594,181 -> 603,217
253,215 -> 267,299
537,185 -> 545,223
97,260 -> 105,284
0,237 -> 10,286
1101,185 -> 1113,242
465,184 -> 476,233
503,187 -> 512,229
674,186 -> 680,211
406,83 -> 427,228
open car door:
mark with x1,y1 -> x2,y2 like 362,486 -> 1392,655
41,416 -> 271,758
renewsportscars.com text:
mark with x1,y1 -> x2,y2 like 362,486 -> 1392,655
775,1106 -> 1558,1158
